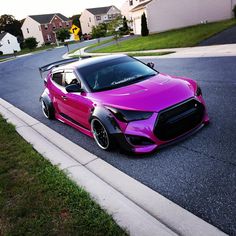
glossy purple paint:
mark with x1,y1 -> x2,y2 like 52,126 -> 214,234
43,58 -> 209,154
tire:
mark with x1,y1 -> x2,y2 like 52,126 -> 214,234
41,99 -> 54,119
91,118 -> 114,150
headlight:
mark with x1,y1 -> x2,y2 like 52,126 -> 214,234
106,106 -> 153,122
196,85 -> 202,96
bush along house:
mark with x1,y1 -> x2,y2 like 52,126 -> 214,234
21,13 -> 72,46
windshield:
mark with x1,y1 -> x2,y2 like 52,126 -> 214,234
78,57 -> 158,92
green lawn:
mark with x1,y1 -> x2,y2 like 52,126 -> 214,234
91,19 -> 236,53
16,44 -> 55,56
85,38 -> 114,51
0,115 -> 127,236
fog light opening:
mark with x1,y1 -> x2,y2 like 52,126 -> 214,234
126,135 -> 155,146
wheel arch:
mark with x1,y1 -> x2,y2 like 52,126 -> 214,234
40,90 -> 55,118
89,106 -> 121,135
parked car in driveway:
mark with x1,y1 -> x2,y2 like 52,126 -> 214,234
82,33 -> 92,40
39,55 -> 209,153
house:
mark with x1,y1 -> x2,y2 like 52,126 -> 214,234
21,13 -> 72,46
121,0 -> 236,35
80,6 -> 121,34
0,32 -> 21,55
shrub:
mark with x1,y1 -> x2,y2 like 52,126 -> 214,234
141,13 -> 149,36
24,37 -> 38,50
233,5 -> 236,18
119,16 -> 129,35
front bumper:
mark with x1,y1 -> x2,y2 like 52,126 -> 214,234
113,97 -> 209,154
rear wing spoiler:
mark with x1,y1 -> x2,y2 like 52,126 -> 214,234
39,56 -> 92,79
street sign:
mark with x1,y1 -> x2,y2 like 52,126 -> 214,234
70,24 -> 80,41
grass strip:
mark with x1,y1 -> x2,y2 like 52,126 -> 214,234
0,115 -> 127,236
126,51 -> 175,57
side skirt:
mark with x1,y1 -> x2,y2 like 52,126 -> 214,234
55,113 -> 93,138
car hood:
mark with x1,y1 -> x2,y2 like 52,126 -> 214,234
90,73 -> 196,112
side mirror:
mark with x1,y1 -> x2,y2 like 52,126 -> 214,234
147,62 -> 155,69
66,84 -> 84,93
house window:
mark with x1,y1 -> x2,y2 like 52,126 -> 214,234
129,0 -> 133,6
96,16 -> 101,21
27,28 -> 29,33
89,17 -> 91,22
108,15 -> 112,19
88,23 -> 90,27
52,23 -> 56,29
59,22 -> 62,27
45,24 -> 48,29
66,22 -> 69,27
7,40 -> 10,44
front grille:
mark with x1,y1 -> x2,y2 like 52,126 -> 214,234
154,99 -> 205,141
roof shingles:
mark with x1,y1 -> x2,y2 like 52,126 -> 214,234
29,13 -> 69,24
131,0 -> 152,12
0,32 -> 7,40
86,6 -> 113,15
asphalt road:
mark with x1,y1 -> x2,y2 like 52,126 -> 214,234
0,45 -> 235,235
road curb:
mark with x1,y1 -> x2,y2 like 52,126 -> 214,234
0,98 -> 227,236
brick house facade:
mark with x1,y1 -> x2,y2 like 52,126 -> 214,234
21,13 -> 72,46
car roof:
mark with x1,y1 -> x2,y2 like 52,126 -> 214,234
52,54 -> 128,73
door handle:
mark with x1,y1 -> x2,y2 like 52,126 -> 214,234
61,95 -> 67,100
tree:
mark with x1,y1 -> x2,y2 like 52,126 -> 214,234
70,14 -> 82,37
91,23 -> 107,38
122,16 -> 129,34
56,28 -> 70,42
141,13 -> 149,36
24,37 -> 38,50
108,16 -> 123,44
0,14 -> 23,40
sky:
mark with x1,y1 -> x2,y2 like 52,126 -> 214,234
0,0 -> 124,20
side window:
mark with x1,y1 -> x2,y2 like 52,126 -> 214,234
64,72 -> 80,86
52,72 -> 63,86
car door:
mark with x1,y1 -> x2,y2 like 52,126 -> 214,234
49,70 -> 68,115
61,70 -> 93,130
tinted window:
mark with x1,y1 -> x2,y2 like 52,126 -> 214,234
78,57 -> 157,92
52,72 -> 63,86
64,72 -> 79,86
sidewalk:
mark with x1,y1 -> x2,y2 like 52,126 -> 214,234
65,43 -> 236,59
0,98 -> 227,236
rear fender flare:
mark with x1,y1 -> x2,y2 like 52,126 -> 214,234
40,91 -> 55,115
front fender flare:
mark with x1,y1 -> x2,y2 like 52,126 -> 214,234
89,106 -> 122,135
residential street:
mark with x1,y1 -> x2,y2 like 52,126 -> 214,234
0,45 -> 235,235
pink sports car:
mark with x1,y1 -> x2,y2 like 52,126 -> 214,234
39,55 -> 209,153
